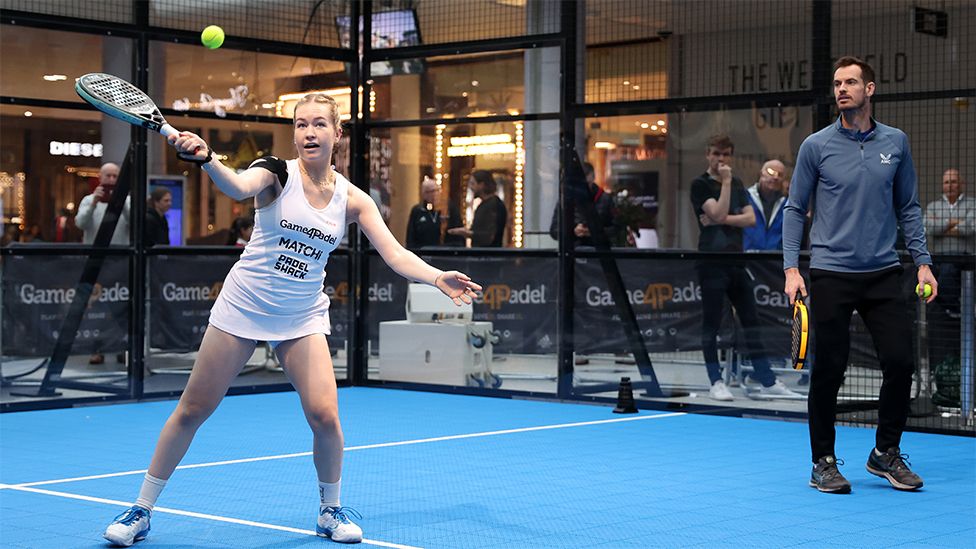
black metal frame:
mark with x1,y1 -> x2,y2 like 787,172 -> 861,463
2,1 -> 973,437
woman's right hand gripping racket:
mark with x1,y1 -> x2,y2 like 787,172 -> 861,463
75,72 -> 211,164
791,292 -> 809,370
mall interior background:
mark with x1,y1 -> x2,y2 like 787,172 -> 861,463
0,1 -> 973,434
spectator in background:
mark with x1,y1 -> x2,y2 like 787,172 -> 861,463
21,224 -> 45,243
406,176 -> 459,249
447,170 -> 507,247
548,162 -> 618,247
227,216 -> 255,247
144,187 -> 172,247
923,169 -> 974,403
691,134 -> 799,401
924,169 -> 974,255
75,162 -> 131,245
744,159 -> 788,251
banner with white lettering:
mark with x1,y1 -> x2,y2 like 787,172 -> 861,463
575,257 -> 734,354
1,255 -> 129,356
149,253 -> 351,352
148,255 -> 237,351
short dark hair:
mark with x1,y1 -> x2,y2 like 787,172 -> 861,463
706,134 -> 734,154
472,169 -> 497,193
582,162 -> 595,177
833,56 -> 876,85
148,186 -> 171,207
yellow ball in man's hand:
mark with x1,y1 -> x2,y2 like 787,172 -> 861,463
915,283 -> 933,299
201,25 -> 225,49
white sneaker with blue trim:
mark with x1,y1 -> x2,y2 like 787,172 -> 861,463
103,505 -> 151,546
316,506 -> 363,543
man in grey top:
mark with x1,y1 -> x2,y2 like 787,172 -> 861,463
75,162 -> 131,245
783,56 -> 938,494
924,169 -> 974,255
923,169 -> 974,394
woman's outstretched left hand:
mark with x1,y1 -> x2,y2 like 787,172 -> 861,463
434,271 -> 482,305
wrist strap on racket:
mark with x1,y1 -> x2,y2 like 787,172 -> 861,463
178,148 -> 213,166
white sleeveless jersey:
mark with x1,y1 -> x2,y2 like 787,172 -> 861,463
209,159 -> 348,342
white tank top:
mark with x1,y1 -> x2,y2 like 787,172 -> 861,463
219,159 -> 347,318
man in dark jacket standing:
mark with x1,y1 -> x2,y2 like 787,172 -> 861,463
448,170 -> 507,247
548,162 -> 617,247
144,187 -> 171,247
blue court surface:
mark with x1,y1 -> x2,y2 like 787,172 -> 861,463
2,388 -> 974,549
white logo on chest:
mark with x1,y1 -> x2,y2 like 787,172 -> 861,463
879,153 -> 892,165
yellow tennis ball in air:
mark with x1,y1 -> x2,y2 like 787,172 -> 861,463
915,283 -> 932,298
201,25 -> 225,49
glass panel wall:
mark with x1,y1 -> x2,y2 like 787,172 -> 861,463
371,47 -> 560,120
368,119 -> 558,250
0,25 -> 130,103
580,107 -> 813,250
148,0 -> 350,47
369,119 -> 558,390
148,41 -> 349,122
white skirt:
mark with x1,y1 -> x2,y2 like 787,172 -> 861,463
208,271 -> 331,343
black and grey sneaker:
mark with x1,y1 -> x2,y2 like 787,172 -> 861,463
809,455 -> 851,493
866,447 -> 923,491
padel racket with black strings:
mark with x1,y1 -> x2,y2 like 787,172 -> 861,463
791,292 -> 809,370
75,73 -> 209,164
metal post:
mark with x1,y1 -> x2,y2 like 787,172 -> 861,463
960,269 -> 974,425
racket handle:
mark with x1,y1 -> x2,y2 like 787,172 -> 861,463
158,124 -> 179,138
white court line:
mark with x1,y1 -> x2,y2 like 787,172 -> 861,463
6,411 -> 686,488
1,484 -> 422,549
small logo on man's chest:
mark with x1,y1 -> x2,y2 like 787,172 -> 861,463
879,153 -> 892,165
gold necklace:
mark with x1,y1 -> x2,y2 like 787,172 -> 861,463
298,160 -> 335,188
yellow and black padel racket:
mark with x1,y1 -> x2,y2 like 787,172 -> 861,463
791,292 -> 809,370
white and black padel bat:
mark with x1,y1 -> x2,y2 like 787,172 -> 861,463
75,72 -> 208,163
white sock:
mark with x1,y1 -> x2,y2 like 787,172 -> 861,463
319,479 -> 341,509
134,473 -> 167,511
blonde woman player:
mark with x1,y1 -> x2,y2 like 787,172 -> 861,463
103,93 -> 481,546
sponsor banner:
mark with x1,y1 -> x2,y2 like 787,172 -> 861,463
574,258 -> 734,354
2,255 -> 129,356
148,255 -> 237,351
149,254 -> 351,352
368,255 -> 559,354
3,252 -> 912,364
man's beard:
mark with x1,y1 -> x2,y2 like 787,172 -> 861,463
837,97 -> 865,113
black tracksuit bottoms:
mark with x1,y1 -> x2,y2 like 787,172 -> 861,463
808,266 -> 915,463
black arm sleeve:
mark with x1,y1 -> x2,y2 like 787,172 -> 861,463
248,156 -> 289,187
405,206 -> 419,248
